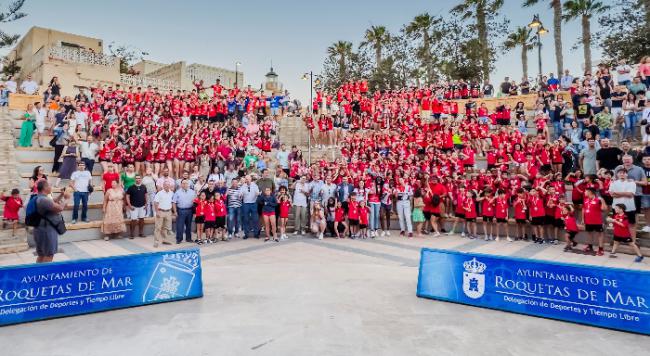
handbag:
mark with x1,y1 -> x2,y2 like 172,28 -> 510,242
87,184 -> 94,193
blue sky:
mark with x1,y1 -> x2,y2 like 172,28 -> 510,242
2,0 -> 603,101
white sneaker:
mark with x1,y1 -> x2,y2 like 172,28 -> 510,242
381,230 -> 386,237
495,236 -> 500,242
461,232 -> 466,238
433,232 -> 441,237
642,226 -> 650,233
318,232 -> 324,240
294,231 -> 299,235
507,236 -> 514,242
484,235 -> 489,241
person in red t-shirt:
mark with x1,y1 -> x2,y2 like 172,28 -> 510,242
608,204 -> 644,261
582,188 -> 606,255
347,193 -> 360,238
1,188 -> 23,236
561,205 -> 579,252
334,201 -> 348,239
277,186 -> 292,240
528,188 -> 546,243
463,190 -> 478,238
513,188 -> 529,240
493,190 -> 511,242
476,188 -> 495,241
358,201 -> 370,239
204,194 -> 217,242
194,192 -> 207,244
214,192 -> 227,241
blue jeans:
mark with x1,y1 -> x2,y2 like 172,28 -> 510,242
624,112 -> 638,139
369,203 -> 380,231
72,191 -> 88,221
175,208 -> 193,242
600,128 -> 612,139
552,121 -> 563,140
227,206 -> 242,235
241,203 -> 260,237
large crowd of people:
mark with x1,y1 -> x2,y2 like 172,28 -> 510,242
7,58 -> 650,263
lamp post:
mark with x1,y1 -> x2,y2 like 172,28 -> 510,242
235,61 -> 241,88
528,14 -> 548,87
301,71 -> 322,166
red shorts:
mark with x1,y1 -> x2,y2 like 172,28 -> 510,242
263,211 -> 275,217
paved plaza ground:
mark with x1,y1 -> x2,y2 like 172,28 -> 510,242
0,234 -> 649,355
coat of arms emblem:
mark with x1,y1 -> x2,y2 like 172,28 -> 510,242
462,258 -> 486,299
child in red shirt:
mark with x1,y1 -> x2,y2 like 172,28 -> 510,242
513,188 -> 529,240
334,201 -> 347,239
582,188 -> 606,255
1,189 -> 23,236
477,188 -> 495,241
528,188 -> 546,243
463,190 -> 478,239
608,204 -> 644,262
194,192 -> 207,244
358,201 -> 370,239
347,193 -> 360,239
561,205 -> 579,252
214,192 -> 227,241
203,195 -> 217,243
278,187 -> 292,240
494,190 -> 511,242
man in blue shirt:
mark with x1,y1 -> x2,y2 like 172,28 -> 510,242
172,179 -> 196,244
547,73 -> 560,91
267,92 -> 284,117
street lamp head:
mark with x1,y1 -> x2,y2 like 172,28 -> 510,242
315,78 -> 321,86
538,26 -> 548,35
236,61 -> 241,66
528,14 -> 542,28
301,73 -> 309,80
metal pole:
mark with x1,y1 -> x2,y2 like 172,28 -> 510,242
537,33 -> 542,86
235,64 -> 238,88
308,71 -> 312,166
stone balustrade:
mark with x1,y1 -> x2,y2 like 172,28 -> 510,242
119,73 -> 180,91
48,46 -> 118,67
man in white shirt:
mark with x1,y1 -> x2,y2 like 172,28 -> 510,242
32,101 -> 47,147
79,135 -> 99,172
560,69 -> 573,90
74,107 -> 88,129
608,168 -> 637,239
292,175 -> 310,234
20,75 -> 39,95
153,182 -> 174,247
616,59 -> 633,86
69,162 -> 92,224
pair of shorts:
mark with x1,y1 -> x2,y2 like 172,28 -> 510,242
455,212 -> 465,219
566,231 -> 578,240
545,216 -> 556,225
271,107 -> 279,116
531,216 -> 545,226
603,196 -> 613,206
349,219 -> 359,226
360,224 -> 368,229
585,224 -> 603,232
423,211 -> 432,220
215,216 -> 226,229
465,217 -> 476,222
496,218 -> 507,223
195,216 -> 205,224
129,206 -> 147,220
482,216 -> 494,222
554,219 -> 565,228
204,220 -> 216,229
641,195 -> 650,209
515,218 -> 527,224
262,211 -> 275,217
613,235 -> 633,243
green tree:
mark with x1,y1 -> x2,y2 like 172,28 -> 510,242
437,19 -> 484,81
327,41 -> 353,84
2,56 -> 20,76
562,0 -> 610,71
405,13 -> 442,83
523,0 -> 564,75
108,42 -> 149,74
451,0 -> 505,81
596,0 -> 650,64
0,0 -> 26,49
503,26 -> 537,79
360,25 -> 390,69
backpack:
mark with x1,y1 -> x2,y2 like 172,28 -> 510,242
25,195 -> 42,227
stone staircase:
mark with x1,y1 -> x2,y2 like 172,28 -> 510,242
0,109 -> 28,253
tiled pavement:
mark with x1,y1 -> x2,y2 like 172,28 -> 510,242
2,232 -> 647,271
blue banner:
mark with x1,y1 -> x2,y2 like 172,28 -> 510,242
0,248 -> 203,326
417,248 -> 650,335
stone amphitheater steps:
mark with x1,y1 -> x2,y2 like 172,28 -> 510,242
0,109 -> 27,252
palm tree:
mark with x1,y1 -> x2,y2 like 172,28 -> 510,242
503,27 -> 537,79
405,13 -> 440,81
361,25 -> 390,69
327,41 -> 353,83
562,0 -> 610,71
523,0 -> 564,75
451,0 -> 505,81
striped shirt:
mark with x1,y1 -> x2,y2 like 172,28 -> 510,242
227,187 -> 243,208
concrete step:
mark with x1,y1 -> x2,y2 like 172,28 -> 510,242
16,160 -> 102,175
18,175 -> 103,190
